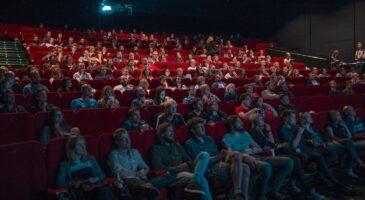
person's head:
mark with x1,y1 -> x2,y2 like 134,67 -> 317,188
343,105 -> 356,118
356,41 -> 362,49
345,80 -> 352,89
265,81 -> 275,91
225,83 -> 236,95
299,112 -> 313,126
244,84 -> 254,94
279,94 -> 290,105
285,52 -> 291,59
66,135 -> 88,163
328,80 -> 337,89
128,108 -> 141,123
155,86 -> 166,103
156,123 -> 175,143
239,93 -> 252,108
250,113 -> 265,129
328,110 -> 342,124
61,77 -> 73,91
120,75 -> 129,86
1,89 -> 15,105
187,86 -> 196,96
158,75 -> 167,86
113,128 -> 131,150
187,117 -> 206,138
80,84 -> 92,97
197,76 -> 205,85
48,106 -> 64,126
192,98 -> 203,112
77,63 -> 86,73
282,110 -> 296,126
280,82 -> 289,91
101,86 -> 114,100
35,89 -> 48,104
199,84 -> 210,96
164,99 -> 177,115
227,115 -> 244,132
134,86 -> 146,100
176,68 -> 183,77
30,71 -> 41,84
4,71 -> 15,85
138,78 -> 149,90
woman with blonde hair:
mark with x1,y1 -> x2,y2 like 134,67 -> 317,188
56,135 -> 117,200
97,86 -> 120,109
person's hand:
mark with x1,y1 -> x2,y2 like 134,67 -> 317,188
88,177 -> 99,184
298,127 -> 304,135
338,120 -> 346,127
176,163 -> 189,172
136,169 -> 146,178
307,139 -> 314,146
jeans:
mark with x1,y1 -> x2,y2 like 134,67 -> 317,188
260,156 -> 294,192
174,151 -> 212,200
329,139 -> 360,170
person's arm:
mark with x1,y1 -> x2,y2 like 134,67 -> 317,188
292,127 -> 304,149
264,103 -> 278,117
90,156 -> 106,181
107,151 -> 133,178
338,121 -> 352,138
237,107 -> 259,119
56,161 -> 74,188
134,149 -> 150,178
150,145 -> 179,172
248,139 -> 263,154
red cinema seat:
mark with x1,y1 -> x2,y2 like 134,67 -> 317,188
307,85 -> 327,96
0,141 -> 47,200
316,111 -> 328,133
26,92 -> 61,110
46,136 -> 97,191
329,95 -> 347,109
0,112 -> 35,144
356,108 -> 364,120
309,95 -> 330,112
112,107 -> 131,129
119,90 -> 134,107
75,109 -> 113,137
353,84 -> 365,94
213,121 -> 229,149
140,129 -> 158,163
171,89 -> 188,103
143,105 -> 164,126
83,79 -> 105,90
287,77 -> 307,85
291,96 -> 311,112
15,94 -> 27,108
176,103 -> 193,117
290,85 -> 306,96
219,100 -> 240,115
269,117 -> 282,140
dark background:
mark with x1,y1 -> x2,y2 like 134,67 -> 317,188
1,0 -> 364,61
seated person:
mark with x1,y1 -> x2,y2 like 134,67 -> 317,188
39,106 -> 79,145
223,115 -> 293,200
0,71 -> 22,94
56,136 -> 116,200
250,114 -> 325,200
307,73 -> 320,86
130,86 -> 154,107
185,98 -> 208,122
108,129 -> 175,199
183,86 -> 197,104
122,108 -> 151,132
151,123 -> 212,199
70,84 -> 97,111
172,76 -> 187,89
97,86 -> 120,109
342,81 -> 355,95
72,63 -> 93,82
328,80 -> 341,95
343,105 -> 365,139
251,95 -> 278,122
224,83 -> 238,101
0,89 -> 26,113
185,117 -> 250,200
211,74 -> 226,89
23,70 -> 49,96
261,81 -> 279,100
155,99 -> 185,128
113,75 -> 134,94
200,84 -> 220,103
279,111 -> 351,191
235,93 -> 260,120
278,82 -> 294,98
94,66 -> 114,80
153,86 -> 172,105
56,77 -> 77,94
30,89 -> 53,114
205,101 -> 227,123
277,94 -> 298,116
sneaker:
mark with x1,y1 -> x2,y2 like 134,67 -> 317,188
309,188 -> 326,200
184,182 -> 205,195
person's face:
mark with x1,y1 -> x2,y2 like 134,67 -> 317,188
281,83 -> 288,91
357,42 -> 362,49
105,88 -> 113,98
194,100 -> 203,111
116,132 -> 131,149
31,73 -> 40,83
78,65 -> 85,73
234,118 -> 244,131
166,103 -> 176,115
192,122 -> 205,137
346,106 -> 356,117
121,77 -> 128,85
73,139 -> 86,156
65,80 -> 72,89
37,90 -> 47,103
83,85 -> 92,97
335,112 -> 342,122
243,96 -> 251,107
54,110 -> 64,124
304,114 -> 313,124
130,111 -> 141,123
159,90 -> 166,100
165,70 -> 170,76
163,126 -> 175,142
280,95 -> 290,105
287,113 -> 297,126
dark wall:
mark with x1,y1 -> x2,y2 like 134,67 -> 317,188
1,0 -> 364,61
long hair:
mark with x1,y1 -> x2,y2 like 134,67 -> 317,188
154,86 -> 166,104
99,85 -> 113,106
66,135 -> 89,164
48,106 -> 68,137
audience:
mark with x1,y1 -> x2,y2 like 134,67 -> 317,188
261,81 -> 279,100
185,98 -> 208,121
0,89 -> 26,113
23,70 -> 49,96
122,108 -> 151,131
155,99 -> 185,128
72,63 -> 92,82
0,71 -> 21,93
130,86 -> 153,107
97,86 -> 120,109
30,89 -> 52,113
113,75 -> 134,94
224,83 -> 238,101
205,101 -> 227,123
70,84 -> 97,111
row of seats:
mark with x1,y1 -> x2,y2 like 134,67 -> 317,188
2,106 -> 365,199
2,93 -> 365,144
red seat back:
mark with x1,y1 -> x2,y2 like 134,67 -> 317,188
76,109 -> 113,137
0,141 -> 47,200
0,112 -> 35,144
309,95 -> 330,112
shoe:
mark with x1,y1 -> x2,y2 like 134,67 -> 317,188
184,182 -> 205,195
308,188 -> 326,200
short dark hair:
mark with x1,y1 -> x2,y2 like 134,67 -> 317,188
127,107 -> 140,118
226,115 -> 240,131
187,117 -> 205,133
282,110 -> 294,121
112,128 -> 128,141
239,93 -> 251,102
